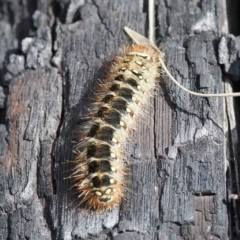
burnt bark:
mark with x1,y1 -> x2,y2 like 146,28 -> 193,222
0,0 -> 240,239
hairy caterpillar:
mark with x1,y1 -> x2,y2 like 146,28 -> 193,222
70,30 -> 163,211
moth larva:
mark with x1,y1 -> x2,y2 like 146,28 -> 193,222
71,37 -> 162,211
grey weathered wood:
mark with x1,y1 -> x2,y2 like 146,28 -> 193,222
157,1 -> 229,239
1,0 -> 239,239
219,34 -> 240,239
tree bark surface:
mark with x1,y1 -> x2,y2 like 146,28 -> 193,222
1,0 -> 240,239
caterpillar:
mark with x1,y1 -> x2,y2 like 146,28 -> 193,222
70,29 -> 163,211
70,26 -> 240,211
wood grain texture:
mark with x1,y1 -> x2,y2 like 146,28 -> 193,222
0,0 -> 239,239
